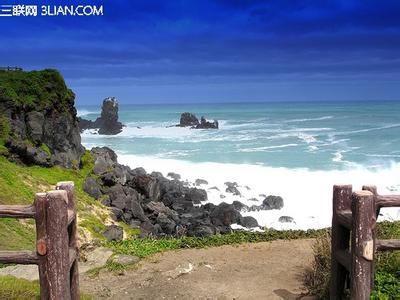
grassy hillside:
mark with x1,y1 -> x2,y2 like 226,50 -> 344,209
0,151 -> 129,251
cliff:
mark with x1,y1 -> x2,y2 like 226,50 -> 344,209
0,69 -> 84,168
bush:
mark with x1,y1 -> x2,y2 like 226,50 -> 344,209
304,222 -> 400,299
303,232 -> 332,299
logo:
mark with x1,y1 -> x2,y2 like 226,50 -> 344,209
0,4 -> 104,17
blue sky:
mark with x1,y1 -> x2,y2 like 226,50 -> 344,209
1,0 -> 400,104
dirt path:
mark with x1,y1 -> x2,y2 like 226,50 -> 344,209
80,239 -> 316,300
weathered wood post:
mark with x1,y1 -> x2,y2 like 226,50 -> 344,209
57,181 -> 80,300
44,190 -> 71,300
350,191 -> 376,299
330,184 -> 352,299
35,193 -> 49,299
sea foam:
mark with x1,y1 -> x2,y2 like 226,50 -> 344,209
117,153 -> 400,231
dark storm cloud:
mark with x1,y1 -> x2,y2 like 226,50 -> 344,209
0,0 -> 399,103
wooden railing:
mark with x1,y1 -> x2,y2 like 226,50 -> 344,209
330,184 -> 400,299
0,181 -> 79,300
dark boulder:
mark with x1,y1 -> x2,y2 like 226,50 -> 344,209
279,216 -> 294,223
83,176 -> 102,199
109,207 -> 123,221
167,172 -> 181,180
225,182 -> 241,196
196,117 -> 219,129
6,139 -> 52,167
263,195 -> 284,210
210,202 -> 242,226
91,147 -> 118,175
103,225 -> 123,241
179,112 -> 199,127
240,216 -> 259,228
247,195 -> 284,212
185,188 -> 207,204
195,179 -> 208,186
130,174 -> 161,201
232,200 -> 248,212
156,213 -> 176,235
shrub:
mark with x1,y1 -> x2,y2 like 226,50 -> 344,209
303,231 -> 332,299
304,222 -> 400,299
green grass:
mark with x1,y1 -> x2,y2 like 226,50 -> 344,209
108,228 -> 326,258
0,275 -> 39,299
0,275 -> 93,299
0,151 -> 109,250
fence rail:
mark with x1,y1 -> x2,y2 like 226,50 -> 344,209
0,181 -> 79,300
330,184 -> 400,300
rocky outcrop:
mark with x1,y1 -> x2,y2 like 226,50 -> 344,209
196,117 -> 219,129
175,112 -> 218,129
179,112 -> 199,127
84,146 -> 259,238
0,69 -> 85,168
230,196 -> 284,213
78,97 -> 124,135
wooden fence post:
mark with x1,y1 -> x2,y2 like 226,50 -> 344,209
44,190 -> 71,300
57,181 -> 80,300
351,191 -> 376,299
330,184 -> 352,299
35,193 -> 49,300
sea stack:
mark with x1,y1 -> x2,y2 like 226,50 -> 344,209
78,97 -> 124,135
176,112 -> 218,129
98,97 -> 123,135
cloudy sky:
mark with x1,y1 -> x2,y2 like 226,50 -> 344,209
1,0 -> 400,104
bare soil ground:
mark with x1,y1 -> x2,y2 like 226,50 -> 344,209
80,238 -> 317,300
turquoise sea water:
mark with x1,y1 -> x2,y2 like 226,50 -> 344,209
79,101 -> 400,171
79,101 -> 400,229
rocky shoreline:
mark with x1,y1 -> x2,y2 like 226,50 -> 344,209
83,146 -> 285,239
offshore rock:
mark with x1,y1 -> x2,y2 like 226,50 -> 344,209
78,97 -> 124,135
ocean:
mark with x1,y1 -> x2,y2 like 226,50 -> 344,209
78,101 -> 400,230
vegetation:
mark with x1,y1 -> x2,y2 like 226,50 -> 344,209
303,221 -> 400,299
0,275 -> 92,299
0,151 -> 110,250
108,228 -> 326,258
0,69 -> 74,111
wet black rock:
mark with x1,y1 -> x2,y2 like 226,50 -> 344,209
210,202 -> 242,227
279,216 -> 294,223
175,112 -> 218,129
82,146 -> 266,238
262,195 -> 284,210
240,216 -> 259,228
179,112 -> 199,127
225,181 -> 241,196
195,178 -> 208,186
196,117 -> 219,129
167,172 -> 181,180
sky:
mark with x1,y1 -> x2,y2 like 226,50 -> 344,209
1,0 -> 400,105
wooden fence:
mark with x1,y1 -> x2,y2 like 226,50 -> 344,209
331,184 -> 400,299
0,181 -> 79,300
